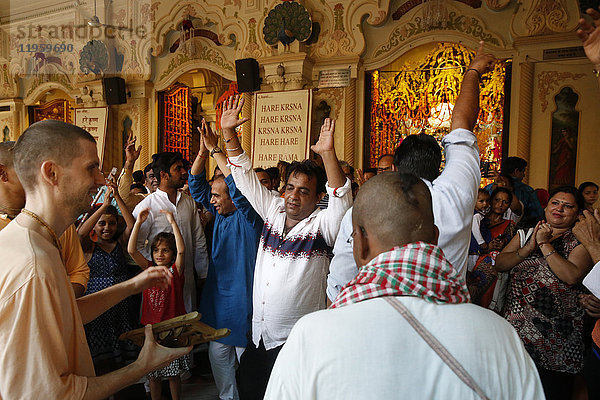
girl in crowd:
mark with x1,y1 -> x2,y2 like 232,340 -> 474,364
467,187 -> 516,307
77,182 -> 137,374
128,208 -> 189,400
495,186 -> 593,400
579,181 -> 598,213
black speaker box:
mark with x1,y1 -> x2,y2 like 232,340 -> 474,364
103,77 -> 127,105
235,58 -> 260,93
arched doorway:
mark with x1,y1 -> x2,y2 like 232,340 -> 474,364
157,69 -> 232,161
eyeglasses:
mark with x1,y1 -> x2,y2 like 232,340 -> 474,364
377,166 -> 392,173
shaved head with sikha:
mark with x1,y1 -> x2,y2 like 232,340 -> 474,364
352,172 -> 438,266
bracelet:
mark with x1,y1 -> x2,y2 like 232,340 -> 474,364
466,68 -> 482,81
516,248 -> 526,259
226,147 -> 241,152
543,250 -> 556,260
209,147 -> 223,158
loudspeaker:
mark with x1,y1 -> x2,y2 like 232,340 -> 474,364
103,77 -> 127,105
235,58 -> 260,93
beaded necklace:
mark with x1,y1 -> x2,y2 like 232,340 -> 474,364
21,208 -> 62,254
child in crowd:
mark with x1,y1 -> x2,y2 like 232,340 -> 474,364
128,208 -> 189,400
77,182 -> 137,374
468,189 -> 490,271
579,181 -> 599,213
466,187 -> 517,307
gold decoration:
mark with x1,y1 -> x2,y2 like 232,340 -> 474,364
374,12 -> 502,59
485,0 -> 511,11
370,43 -> 506,169
526,0 -> 568,35
537,71 -> 585,112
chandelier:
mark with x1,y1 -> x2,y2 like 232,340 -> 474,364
422,0 -> 448,30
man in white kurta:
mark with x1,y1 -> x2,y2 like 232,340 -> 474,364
264,295 -> 544,400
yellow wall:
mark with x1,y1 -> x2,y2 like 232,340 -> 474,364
528,60 -> 600,190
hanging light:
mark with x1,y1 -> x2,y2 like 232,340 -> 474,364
422,0 -> 448,30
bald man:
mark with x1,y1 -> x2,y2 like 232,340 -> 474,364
264,173 -> 544,399
376,154 -> 394,174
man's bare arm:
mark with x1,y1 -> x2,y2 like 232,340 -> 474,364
77,266 -> 172,324
451,41 -> 496,132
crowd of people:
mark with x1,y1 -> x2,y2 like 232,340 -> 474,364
2,8 -> 600,400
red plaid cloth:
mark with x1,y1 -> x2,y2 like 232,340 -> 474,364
330,242 -> 470,308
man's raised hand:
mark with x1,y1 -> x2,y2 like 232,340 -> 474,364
578,7 -> 600,66
468,41 -> 496,76
200,119 -> 219,151
125,133 -> 142,164
221,95 -> 249,131
311,118 -> 336,156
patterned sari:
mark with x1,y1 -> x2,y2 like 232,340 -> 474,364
466,218 -> 516,308
503,230 -> 585,373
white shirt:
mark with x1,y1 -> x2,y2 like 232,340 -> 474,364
132,189 -> 208,312
327,128 -> 480,301
228,152 -> 352,350
584,261 -> 600,298
265,297 -> 544,400
472,212 -> 485,245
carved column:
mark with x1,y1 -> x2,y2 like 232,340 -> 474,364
517,62 -> 534,182
242,92 -> 253,155
344,79 -> 356,166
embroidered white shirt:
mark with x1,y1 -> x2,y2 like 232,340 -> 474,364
228,152 -> 352,350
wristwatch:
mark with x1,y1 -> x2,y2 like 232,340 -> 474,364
210,147 -> 223,158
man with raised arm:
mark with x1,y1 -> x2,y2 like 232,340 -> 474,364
265,172 -> 544,399
327,41 -> 494,302
0,120 -> 190,399
188,119 -> 263,400
221,95 -> 352,399
118,134 -> 158,210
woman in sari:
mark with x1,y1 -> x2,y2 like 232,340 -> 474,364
495,186 -> 593,400
467,187 -> 516,307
